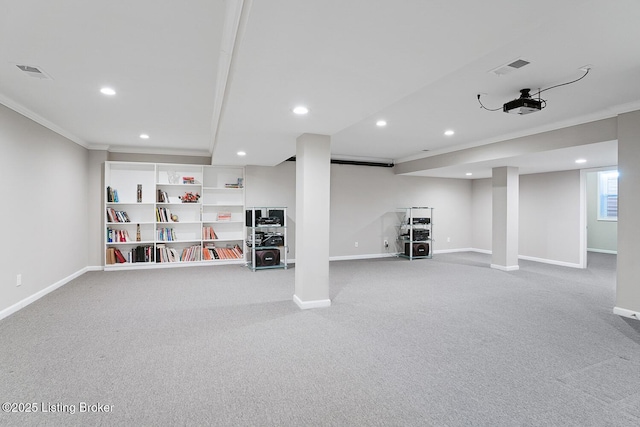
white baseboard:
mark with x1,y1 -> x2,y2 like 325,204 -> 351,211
0,267 -> 88,321
613,306 -> 640,322
469,248 -> 492,255
329,253 -> 398,261
517,255 -> 582,269
587,248 -> 618,255
490,264 -> 520,272
469,248 -> 582,269
293,294 -> 331,310
433,247 -> 472,254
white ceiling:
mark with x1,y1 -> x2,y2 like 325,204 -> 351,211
2,0 -> 638,178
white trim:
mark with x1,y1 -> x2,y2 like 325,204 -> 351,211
0,94 -> 88,148
87,265 -> 103,272
517,255 -> 582,269
293,294 -> 331,310
436,247 -> 480,254
587,248 -> 618,255
490,264 -> 520,272
613,307 -> 640,322
329,253 -> 398,262
0,267 -> 88,321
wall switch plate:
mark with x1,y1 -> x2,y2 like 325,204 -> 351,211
355,241 -> 358,248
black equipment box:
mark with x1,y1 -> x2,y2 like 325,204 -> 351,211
405,242 -> 429,257
262,232 -> 284,247
412,229 -> 430,241
257,217 -> 281,226
411,217 -> 430,224
246,231 -> 265,247
255,248 -> 280,266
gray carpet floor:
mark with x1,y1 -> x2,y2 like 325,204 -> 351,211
1,252 -> 639,426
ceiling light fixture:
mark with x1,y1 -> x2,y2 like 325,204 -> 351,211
237,151 -> 246,156
293,106 -> 309,115
100,87 -> 116,96
575,159 -> 587,164
444,130 -> 455,136
139,134 -> 149,139
376,120 -> 387,127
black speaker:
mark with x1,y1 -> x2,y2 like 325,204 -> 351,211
268,209 -> 285,226
245,210 -> 262,227
255,248 -> 280,266
405,242 -> 429,257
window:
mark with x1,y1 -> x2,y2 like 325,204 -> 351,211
597,170 -> 618,221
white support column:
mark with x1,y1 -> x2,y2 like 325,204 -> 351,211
614,110 -> 640,321
491,166 -> 519,271
294,133 -> 331,309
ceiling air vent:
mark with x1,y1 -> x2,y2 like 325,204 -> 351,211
489,58 -> 530,76
15,64 -> 53,79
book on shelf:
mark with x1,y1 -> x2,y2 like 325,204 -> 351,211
107,227 -> 131,243
156,207 -> 173,223
203,244 -> 243,260
157,227 -> 176,241
157,189 -> 169,203
180,245 -> 202,262
106,208 -> 130,223
217,212 -> 232,221
114,248 -> 127,263
106,247 -> 116,264
183,176 -> 196,184
202,226 -> 218,240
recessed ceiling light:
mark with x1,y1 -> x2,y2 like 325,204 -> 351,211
139,134 -> 149,139
575,159 -> 587,164
376,120 -> 387,127
293,106 -> 309,115
466,172 -> 473,176
237,151 -> 246,156
444,130 -> 455,136
100,87 -> 116,96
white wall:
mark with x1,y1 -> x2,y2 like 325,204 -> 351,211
0,104 -> 90,315
470,170 -> 582,266
246,161 -> 473,259
519,171 -> 581,265
471,179 -> 492,251
586,170 -> 617,253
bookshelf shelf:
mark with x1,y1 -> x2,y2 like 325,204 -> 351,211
104,162 -> 245,270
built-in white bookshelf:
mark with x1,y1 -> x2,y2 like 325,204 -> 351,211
104,162 -> 245,270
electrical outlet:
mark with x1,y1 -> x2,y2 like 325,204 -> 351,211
16,274 -> 22,286
355,241 -> 358,248
384,239 -> 389,248
447,237 -> 451,243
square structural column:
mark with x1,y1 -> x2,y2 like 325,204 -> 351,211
491,166 -> 519,271
294,133 -> 331,309
614,110 -> 640,320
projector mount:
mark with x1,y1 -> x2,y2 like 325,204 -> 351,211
477,67 -> 591,115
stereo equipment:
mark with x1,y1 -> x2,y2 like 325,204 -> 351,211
245,210 -> 262,227
262,232 -> 284,247
246,231 -> 265,247
412,229 -> 430,241
405,242 -> 429,257
257,217 -> 281,226
411,217 -> 430,224
254,248 -> 280,266
268,209 -> 285,226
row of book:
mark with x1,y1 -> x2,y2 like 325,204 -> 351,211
156,207 -> 175,223
106,186 -> 120,203
157,227 -> 177,241
202,226 -> 218,240
156,244 -> 201,263
203,244 -> 243,260
107,227 -> 130,243
106,246 -> 154,264
107,208 -> 131,223
217,212 -> 232,221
